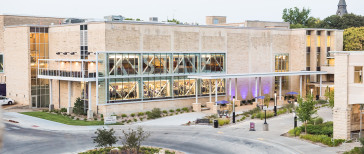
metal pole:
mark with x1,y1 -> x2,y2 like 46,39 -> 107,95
229,78 -> 232,100
279,76 -> 282,101
235,78 -> 238,101
360,110 -> 362,139
233,96 -> 235,123
195,80 -> 198,104
264,110 -> 267,124
319,74 -> 322,97
274,93 -> 277,116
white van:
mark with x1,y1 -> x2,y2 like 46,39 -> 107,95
0,96 -> 13,105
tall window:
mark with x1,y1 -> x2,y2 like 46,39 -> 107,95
354,66 -> 363,84
80,25 -> 88,59
275,54 -> 289,90
30,27 -> 49,108
213,19 -> 219,24
0,54 -> 3,73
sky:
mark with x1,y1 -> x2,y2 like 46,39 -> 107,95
0,0 -> 364,24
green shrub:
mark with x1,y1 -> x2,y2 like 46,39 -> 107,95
60,108 -> 67,113
130,113 -> 135,117
169,109 -> 174,113
146,111 -> 151,115
121,114 -> 127,118
300,134 -> 345,147
305,121 -> 333,137
76,118 -> 79,120
100,114 -> 104,118
134,118 -> 138,122
147,108 -> 162,119
101,118 -> 104,121
127,120 -> 132,123
94,117 -> 97,121
84,118 -> 87,121
73,98 -> 85,115
317,100 -> 327,104
140,118 -> 143,121
138,112 -> 145,116
71,116 -> 75,119
218,118 -> 230,126
240,116 -> 246,121
63,113 -> 67,116
344,147 -> 361,154
251,113 -> 256,119
176,109 -> 181,112
182,107 -> 189,112
288,127 -> 301,136
162,110 -> 168,114
314,117 -> 324,125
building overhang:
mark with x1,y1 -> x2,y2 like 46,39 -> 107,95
188,71 -> 328,79
38,75 -> 96,82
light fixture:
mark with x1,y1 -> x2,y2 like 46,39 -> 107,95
63,52 -> 69,55
70,52 -> 77,55
87,52 -> 93,55
56,52 -> 61,55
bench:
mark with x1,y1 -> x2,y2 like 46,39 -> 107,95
196,119 -> 210,125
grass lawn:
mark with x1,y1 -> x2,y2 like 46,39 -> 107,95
21,112 -> 105,126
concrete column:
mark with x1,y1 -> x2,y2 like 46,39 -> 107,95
299,76 -> 302,97
67,81 -> 73,114
49,79 -> 54,111
255,77 -> 258,104
209,79 -> 212,102
215,79 -> 218,103
87,82 -> 93,119
259,77 -> 262,96
193,80 -> 201,112
235,78 -> 238,100
319,74 -> 323,97
229,78 -> 232,100
279,76 -> 282,100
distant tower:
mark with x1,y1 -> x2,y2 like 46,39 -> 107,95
336,0 -> 348,17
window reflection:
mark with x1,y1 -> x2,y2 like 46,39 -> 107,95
201,53 -> 224,73
143,77 -> 171,99
108,78 -> 140,102
173,77 -> 196,97
200,79 -> 225,95
143,53 -> 170,75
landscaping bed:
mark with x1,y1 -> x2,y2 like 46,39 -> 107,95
80,146 -> 181,154
22,107 -> 193,126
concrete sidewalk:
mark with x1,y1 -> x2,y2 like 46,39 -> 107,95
136,112 -> 208,126
3,112 -> 105,131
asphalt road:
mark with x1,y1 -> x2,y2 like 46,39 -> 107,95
2,123 -> 299,154
1,107 -> 339,154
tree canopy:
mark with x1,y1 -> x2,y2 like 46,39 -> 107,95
317,14 -> 364,29
343,27 -> 364,51
282,7 -> 319,28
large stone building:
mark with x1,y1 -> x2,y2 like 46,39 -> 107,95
1,15 -> 343,118
333,51 -> 364,140
336,0 -> 348,17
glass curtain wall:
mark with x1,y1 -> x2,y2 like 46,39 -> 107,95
98,52 -> 226,104
274,54 -> 289,91
30,27 -> 49,108
200,79 -> 225,95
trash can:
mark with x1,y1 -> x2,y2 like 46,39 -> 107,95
214,120 -> 218,128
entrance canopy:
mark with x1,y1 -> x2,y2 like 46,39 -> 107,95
187,71 -> 327,79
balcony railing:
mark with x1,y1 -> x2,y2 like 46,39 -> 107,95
38,59 -> 97,81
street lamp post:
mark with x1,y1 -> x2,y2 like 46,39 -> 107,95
233,96 -> 236,123
293,102 -> 298,137
310,88 -> 313,96
274,91 -> 277,116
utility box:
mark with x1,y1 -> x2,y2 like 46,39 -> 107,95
104,15 -> 124,22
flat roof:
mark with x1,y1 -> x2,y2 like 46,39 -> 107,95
188,71 -> 327,79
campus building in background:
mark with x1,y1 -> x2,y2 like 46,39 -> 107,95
0,14 -> 343,118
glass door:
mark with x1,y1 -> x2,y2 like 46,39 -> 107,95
31,96 -> 37,107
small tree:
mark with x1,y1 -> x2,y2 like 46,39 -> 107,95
296,94 -> 317,134
120,126 -> 150,153
264,94 -> 271,107
73,97 -> 85,115
324,87 -> 334,108
93,128 -> 118,148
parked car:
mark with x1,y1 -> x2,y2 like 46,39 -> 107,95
0,96 -> 13,105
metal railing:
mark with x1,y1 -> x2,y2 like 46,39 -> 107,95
38,59 -> 97,79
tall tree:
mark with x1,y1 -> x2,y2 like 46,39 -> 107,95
344,27 -> 364,51
282,7 -> 318,28
317,14 -> 364,29
296,95 -> 317,134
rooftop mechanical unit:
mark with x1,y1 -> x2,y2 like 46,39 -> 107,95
104,15 -> 125,22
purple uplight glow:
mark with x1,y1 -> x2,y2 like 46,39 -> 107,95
240,86 -> 248,99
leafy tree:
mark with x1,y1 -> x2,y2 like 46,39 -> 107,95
124,18 -> 142,21
263,94 -> 271,107
343,27 -> 364,51
120,126 -> 150,153
282,7 -> 319,28
73,97 -> 85,115
296,95 -> 317,134
324,87 -> 334,108
317,14 -> 364,29
93,128 -> 118,148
